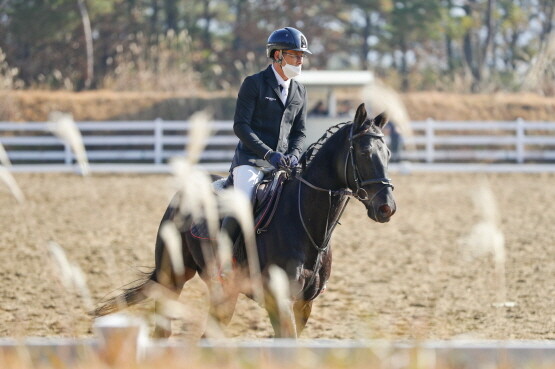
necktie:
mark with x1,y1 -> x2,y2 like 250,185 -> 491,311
280,84 -> 288,104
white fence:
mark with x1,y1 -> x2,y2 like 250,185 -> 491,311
1,119 -> 555,173
405,119 -> 555,164
0,119 -> 238,172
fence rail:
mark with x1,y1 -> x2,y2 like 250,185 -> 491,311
0,119 -> 238,170
403,119 -> 555,164
1,119 -> 554,173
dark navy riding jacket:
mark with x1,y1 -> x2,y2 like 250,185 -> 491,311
230,65 -> 307,171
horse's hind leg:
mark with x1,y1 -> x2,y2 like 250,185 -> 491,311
293,299 -> 313,335
152,266 -> 196,338
151,229 -> 198,338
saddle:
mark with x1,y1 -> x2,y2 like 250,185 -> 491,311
190,170 -> 289,241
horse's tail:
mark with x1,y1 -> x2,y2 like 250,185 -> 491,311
90,270 -> 157,317
91,191 -> 188,317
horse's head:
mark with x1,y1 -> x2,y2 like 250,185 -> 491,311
347,103 -> 396,223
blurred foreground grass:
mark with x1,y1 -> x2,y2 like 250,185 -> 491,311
1,338 -> 554,369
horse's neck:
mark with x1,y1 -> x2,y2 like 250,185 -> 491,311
296,129 -> 350,246
303,129 -> 348,190
294,177 -> 349,251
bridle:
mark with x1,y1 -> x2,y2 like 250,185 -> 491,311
297,123 -> 393,201
294,122 -> 394,298
345,123 -> 394,201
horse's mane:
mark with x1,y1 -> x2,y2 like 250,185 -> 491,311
300,121 -> 350,170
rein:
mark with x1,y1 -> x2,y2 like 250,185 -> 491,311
294,122 -> 394,298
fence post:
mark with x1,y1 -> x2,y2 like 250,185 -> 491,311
425,118 -> 434,163
154,118 -> 163,165
516,118 -> 525,164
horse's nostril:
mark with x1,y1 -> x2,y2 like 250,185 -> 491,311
379,204 -> 392,217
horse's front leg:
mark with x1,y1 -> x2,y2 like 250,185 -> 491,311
205,280 -> 239,325
202,275 -> 240,338
293,299 -> 313,335
265,291 -> 297,338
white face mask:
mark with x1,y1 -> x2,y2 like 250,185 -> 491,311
282,61 -> 302,79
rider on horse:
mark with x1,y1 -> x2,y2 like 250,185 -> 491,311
221,27 -> 312,243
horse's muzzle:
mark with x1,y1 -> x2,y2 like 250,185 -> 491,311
368,202 -> 396,223
362,187 -> 396,223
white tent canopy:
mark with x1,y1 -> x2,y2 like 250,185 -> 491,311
296,70 -> 374,117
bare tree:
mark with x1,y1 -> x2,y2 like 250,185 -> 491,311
462,0 -> 496,91
77,0 -> 93,89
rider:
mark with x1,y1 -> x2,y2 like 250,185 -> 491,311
222,26 -> 311,244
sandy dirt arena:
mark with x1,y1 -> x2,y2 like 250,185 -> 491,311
1,171 -> 554,340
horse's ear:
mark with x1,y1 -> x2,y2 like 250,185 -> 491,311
373,112 -> 389,129
353,103 -> 368,131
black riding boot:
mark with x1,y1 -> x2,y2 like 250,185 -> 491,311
220,216 -> 247,263
220,216 -> 241,246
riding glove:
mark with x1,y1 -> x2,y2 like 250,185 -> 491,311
266,151 -> 288,169
286,154 -> 299,168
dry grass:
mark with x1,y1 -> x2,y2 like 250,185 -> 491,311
402,92 -> 555,121
0,90 -> 235,122
0,90 -> 553,122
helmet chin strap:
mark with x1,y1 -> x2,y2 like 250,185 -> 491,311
276,50 -> 284,65
274,50 -> 289,78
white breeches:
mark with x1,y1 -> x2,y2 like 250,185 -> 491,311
232,165 -> 265,201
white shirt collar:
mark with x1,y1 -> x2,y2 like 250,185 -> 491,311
271,64 -> 291,90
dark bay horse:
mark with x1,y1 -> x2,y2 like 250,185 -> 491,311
93,103 -> 396,338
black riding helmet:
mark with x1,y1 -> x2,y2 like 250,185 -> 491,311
266,27 -> 312,59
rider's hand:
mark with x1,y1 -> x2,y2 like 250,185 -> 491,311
266,151 -> 288,169
286,154 -> 299,168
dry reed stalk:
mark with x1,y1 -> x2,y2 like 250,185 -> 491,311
48,111 -> 89,176
47,241 -> 94,312
159,221 -> 185,278
143,282 -> 225,338
157,219 -> 226,337
169,157 -> 220,283
361,82 -> 413,145
165,111 -> 242,336
0,141 -> 11,167
458,180 -> 514,308
216,188 -> 264,305
185,110 -> 213,164
216,232 -> 233,280
267,265 -> 294,336
0,165 -> 25,203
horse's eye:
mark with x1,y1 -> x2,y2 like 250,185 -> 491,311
361,149 -> 372,157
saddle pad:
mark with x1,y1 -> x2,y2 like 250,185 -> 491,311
190,220 -> 214,240
190,171 -> 288,240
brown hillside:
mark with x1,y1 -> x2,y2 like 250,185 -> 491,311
0,90 -> 553,122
